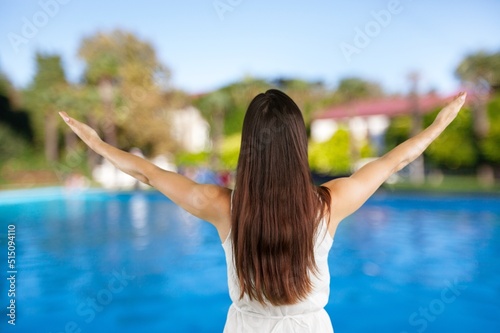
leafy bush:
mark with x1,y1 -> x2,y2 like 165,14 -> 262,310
175,151 -> 209,166
308,128 -> 351,174
0,123 -> 30,164
220,134 -> 241,170
423,107 -> 478,169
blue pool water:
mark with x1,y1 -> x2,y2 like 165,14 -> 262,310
1,188 -> 499,333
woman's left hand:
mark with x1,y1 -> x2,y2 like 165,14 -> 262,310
59,112 -> 102,150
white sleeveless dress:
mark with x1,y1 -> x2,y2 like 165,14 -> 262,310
221,198 -> 335,332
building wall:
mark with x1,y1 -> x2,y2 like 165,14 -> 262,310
169,106 -> 210,153
311,115 -> 390,155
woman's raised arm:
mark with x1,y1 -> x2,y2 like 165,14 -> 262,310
322,92 -> 467,233
58,112 -> 231,235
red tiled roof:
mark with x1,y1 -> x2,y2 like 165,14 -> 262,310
314,93 -> 461,120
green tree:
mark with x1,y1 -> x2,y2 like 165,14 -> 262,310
456,51 -> 500,181
194,90 -> 232,169
479,95 -> 500,165
219,77 -> 271,136
78,30 -> 175,156
0,73 -> 31,169
455,51 -> 500,90
272,77 -> 328,125
59,85 -> 102,169
0,72 -> 13,98
0,123 -> 29,164
24,53 -> 68,162
334,77 -> 384,103
455,51 -> 500,139
0,72 -> 31,140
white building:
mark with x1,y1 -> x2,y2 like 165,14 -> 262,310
311,93 -> 453,154
91,105 -> 208,190
169,105 -> 210,153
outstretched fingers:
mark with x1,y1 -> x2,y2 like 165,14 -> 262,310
455,91 -> 467,105
435,92 -> 467,127
59,111 -> 81,135
58,111 -> 101,148
58,111 -> 71,123
446,92 -> 467,110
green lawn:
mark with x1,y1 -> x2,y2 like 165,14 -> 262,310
382,175 -> 500,194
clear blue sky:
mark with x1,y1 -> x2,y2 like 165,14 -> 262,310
1,0 -> 499,95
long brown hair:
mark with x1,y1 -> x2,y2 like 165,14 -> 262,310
231,89 -> 331,306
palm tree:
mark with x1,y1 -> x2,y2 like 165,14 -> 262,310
455,51 -> 500,138
79,41 -> 119,147
408,72 -> 424,184
456,51 -> 500,183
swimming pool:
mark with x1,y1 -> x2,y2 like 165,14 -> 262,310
1,188 -> 499,332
